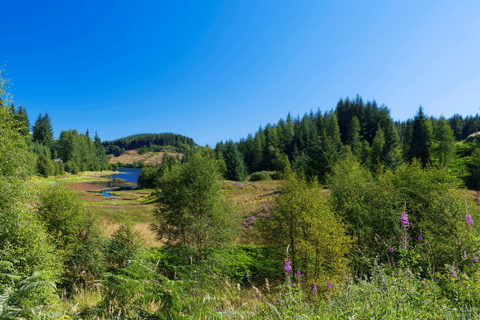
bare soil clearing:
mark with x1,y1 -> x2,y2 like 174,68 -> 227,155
107,149 -> 183,165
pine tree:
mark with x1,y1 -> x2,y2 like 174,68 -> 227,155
347,116 -> 362,158
325,111 -> 342,147
12,104 -> 30,137
223,141 -> 247,181
434,117 -> 456,166
407,106 -> 433,167
32,112 -> 54,150
252,128 -> 265,171
380,117 -> 400,170
370,126 -> 385,170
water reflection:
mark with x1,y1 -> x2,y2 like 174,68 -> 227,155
107,168 -> 142,183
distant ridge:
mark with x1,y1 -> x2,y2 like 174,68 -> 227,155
103,133 -> 196,155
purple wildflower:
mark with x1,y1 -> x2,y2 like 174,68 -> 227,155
474,255 -> 479,262
284,260 -> 293,274
401,212 -> 410,229
389,247 -> 395,253
418,236 -> 423,242
327,281 -> 332,288
277,299 -> 281,305
466,214 -> 474,226
296,270 -> 301,278
313,284 -> 317,293
478,197 -> 480,208
450,271 -> 456,278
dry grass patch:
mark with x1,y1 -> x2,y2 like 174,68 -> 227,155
102,221 -> 163,247
222,179 -> 283,212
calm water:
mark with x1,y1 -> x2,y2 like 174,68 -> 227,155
101,190 -> 114,197
107,168 -> 142,183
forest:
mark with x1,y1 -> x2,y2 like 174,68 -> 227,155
103,133 -> 197,156
4,69 -> 480,319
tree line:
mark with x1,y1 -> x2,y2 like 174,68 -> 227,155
208,96 -> 462,185
102,133 -> 197,156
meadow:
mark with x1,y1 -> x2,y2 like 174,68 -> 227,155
15,161 -> 480,320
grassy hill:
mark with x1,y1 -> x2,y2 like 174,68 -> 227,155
107,148 -> 183,166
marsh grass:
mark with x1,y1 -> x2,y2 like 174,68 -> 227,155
222,179 -> 282,212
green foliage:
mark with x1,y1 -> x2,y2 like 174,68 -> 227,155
103,132 -> 196,154
105,222 -> 145,269
434,116 -> 457,166
0,93 -> 61,308
96,260 -> 185,319
406,106 -> 433,166
328,156 -> 470,277
57,129 -> 105,174
249,171 -> 272,181
370,126 -> 385,169
346,116 -> 362,158
152,152 -> 240,262
36,183 -> 105,288
32,112 -> 54,151
147,245 -> 284,286
0,271 -> 60,318
36,154 -> 56,177
257,170 -> 351,288
223,141 -> 248,181
137,153 -> 180,188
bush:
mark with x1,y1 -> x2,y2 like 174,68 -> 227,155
64,159 -> 80,174
146,245 -> 284,286
152,152 -> 240,262
36,154 -> 55,177
36,182 -> 105,288
105,222 -> 145,269
249,171 -> 272,181
269,171 -> 283,180
327,157 -> 471,277
0,104 -> 61,308
257,170 -> 351,289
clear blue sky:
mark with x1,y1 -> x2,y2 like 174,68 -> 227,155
2,0 -> 480,146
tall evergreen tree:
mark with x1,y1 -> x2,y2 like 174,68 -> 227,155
325,111 -> 342,147
380,116 -> 400,170
407,106 -> 433,166
434,117 -> 456,166
347,116 -> 362,158
32,112 -> 54,150
370,126 -> 385,169
252,128 -> 265,171
223,141 -> 247,181
449,114 -> 464,141
12,104 -> 30,137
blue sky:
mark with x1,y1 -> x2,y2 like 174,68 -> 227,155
2,0 -> 480,146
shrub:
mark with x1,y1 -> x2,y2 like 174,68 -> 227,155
36,182 -> 105,288
257,170 -> 351,289
105,222 -> 145,269
0,103 -> 61,308
152,152 -> 240,262
327,157 -> 471,277
249,171 -> 272,181
64,159 -> 79,174
36,154 -> 55,177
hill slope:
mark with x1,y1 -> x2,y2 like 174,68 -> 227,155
103,133 -> 196,155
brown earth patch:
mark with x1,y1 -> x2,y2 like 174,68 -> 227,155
64,182 -> 107,192
107,149 -> 184,165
